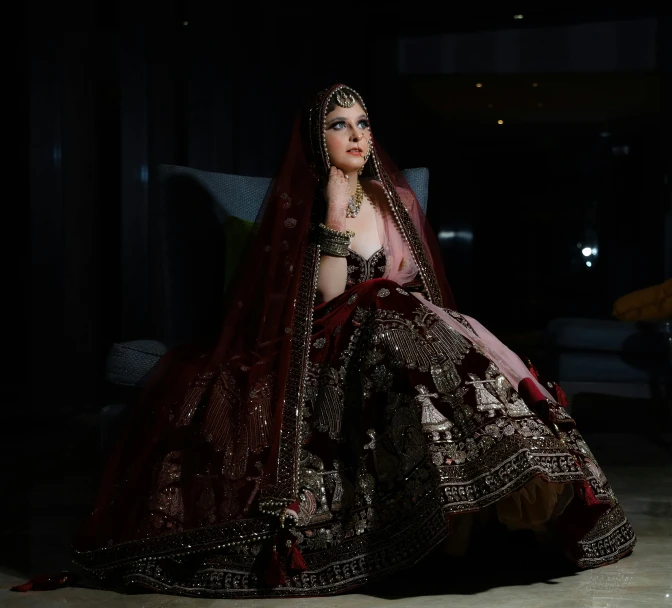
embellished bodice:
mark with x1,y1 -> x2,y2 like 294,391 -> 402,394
345,246 -> 387,288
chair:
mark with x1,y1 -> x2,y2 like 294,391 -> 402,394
544,209 -> 672,413
101,165 -> 431,453
545,317 -> 672,407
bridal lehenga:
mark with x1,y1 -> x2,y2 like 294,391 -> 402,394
18,84 -> 635,599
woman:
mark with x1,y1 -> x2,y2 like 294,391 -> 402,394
15,84 -> 635,598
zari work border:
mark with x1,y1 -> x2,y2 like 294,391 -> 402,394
95,439 -> 633,596
71,518 -> 273,573
437,434 -> 588,510
576,504 -> 636,568
371,153 -> 443,306
121,468 -> 450,597
260,241 -> 321,506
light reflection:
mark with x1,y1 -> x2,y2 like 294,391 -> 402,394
582,247 -> 592,257
438,230 -> 473,241
586,261 -> 592,267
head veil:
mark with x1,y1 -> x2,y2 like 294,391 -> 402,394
72,84 -> 455,569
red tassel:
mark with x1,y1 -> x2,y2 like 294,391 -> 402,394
554,383 -> 569,408
581,480 -> 602,507
11,572 -> 79,592
527,361 -> 540,380
287,541 -> 308,573
262,547 -> 287,586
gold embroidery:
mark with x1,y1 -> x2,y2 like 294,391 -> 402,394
347,247 -> 386,283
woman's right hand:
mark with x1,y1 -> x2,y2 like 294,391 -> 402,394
324,166 -> 351,213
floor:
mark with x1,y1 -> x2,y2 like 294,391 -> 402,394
1,401 -> 671,607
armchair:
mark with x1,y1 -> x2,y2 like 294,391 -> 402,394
101,165 -> 431,453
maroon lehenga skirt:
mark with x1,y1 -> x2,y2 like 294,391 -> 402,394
68,276 -> 635,598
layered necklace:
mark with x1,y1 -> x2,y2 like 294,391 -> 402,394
346,181 -> 364,218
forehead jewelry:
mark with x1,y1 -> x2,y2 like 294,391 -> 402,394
335,88 -> 356,108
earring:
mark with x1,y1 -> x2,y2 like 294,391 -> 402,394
358,137 -> 372,175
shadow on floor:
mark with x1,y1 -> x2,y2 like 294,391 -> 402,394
354,525 -> 586,598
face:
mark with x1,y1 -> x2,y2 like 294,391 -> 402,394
324,101 -> 372,174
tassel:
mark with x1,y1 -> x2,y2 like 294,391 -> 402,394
262,545 -> 287,586
259,503 -> 307,586
287,540 -> 308,573
11,572 -> 79,592
554,383 -> 569,408
526,359 -> 541,380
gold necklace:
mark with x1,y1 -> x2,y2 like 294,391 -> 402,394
346,181 -> 364,218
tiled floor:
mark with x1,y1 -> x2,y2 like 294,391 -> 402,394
1,410 -> 670,607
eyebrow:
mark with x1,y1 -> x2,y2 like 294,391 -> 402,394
326,114 -> 368,124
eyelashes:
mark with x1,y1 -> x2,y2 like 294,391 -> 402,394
329,119 -> 370,131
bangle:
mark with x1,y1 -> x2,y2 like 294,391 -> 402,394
317,223 -> 354,258
320,239 -> 350,257
318,223 -> 355,240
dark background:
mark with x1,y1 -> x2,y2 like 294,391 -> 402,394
14,6 -> 671,419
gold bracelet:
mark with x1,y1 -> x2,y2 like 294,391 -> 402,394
318,223 -> 355,240
319,239 -> 350,257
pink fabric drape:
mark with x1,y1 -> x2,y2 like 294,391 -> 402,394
371,177 -> 556,404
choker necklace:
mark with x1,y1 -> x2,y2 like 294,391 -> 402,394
346,181 -> 364,218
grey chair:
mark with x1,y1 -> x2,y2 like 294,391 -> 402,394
545,317 -> 672,406
544,207 -> 672,412
101,165 -> 431,453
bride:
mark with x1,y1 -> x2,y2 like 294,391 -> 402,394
16,84 -> 635,598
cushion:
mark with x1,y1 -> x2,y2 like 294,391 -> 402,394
613,278 -> 672,322
546,317 -> 670,354
105,340 -> 168,387
555,352 -> 669,383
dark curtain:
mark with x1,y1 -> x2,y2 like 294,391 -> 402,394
20,6 -> 403,415
18,8 -> 669,416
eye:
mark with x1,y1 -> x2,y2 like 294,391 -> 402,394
358,119 -> 370,129
329,121 -> 346,130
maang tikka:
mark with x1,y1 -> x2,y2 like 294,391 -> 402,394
335,88 -> 356,108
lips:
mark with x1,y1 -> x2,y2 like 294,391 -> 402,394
347,148 -> 362,155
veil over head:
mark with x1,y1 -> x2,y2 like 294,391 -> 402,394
73,84 -> 455,566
